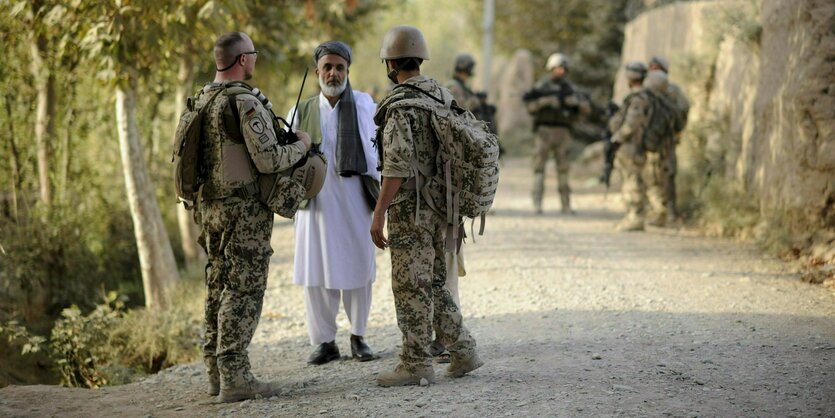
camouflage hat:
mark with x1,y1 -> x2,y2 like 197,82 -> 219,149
454,53 -> 476,75
546,53 -> 569,71
379,25 -> 430,60
649,55 -> 669,73
643,70 -> 669,93
625,61 -> 648,81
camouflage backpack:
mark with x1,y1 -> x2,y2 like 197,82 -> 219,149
382,83 -> 500,238
172,88 -> 223,209
631,89 -> 681,152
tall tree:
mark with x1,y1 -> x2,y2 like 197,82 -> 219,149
80,0 -> 181,310
23,0 -> 58,206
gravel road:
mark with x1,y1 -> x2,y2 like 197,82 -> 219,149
1,158 -> 833,417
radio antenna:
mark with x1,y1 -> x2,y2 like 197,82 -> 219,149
289,67 -> 309,133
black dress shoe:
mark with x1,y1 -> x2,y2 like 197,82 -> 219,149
308,341 -> 340,365
350,335 -> 376,362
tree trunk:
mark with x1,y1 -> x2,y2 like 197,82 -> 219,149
30,33 -> 54,207
4,95 -> 20,221
59,85 -> 75,204
174,54 -> 205,265
115,77 -> 179,310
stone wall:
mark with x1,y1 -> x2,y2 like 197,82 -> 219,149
617,0 -> 834,258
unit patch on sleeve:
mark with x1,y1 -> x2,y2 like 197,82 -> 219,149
248,115 -> 266,134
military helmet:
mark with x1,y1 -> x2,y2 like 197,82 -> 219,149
379,25 -> 430,60
649,55 -> 669,73
454,53 -> 476,75
625,61 -> 648,81
291,152 -> 327,200
545,53 -> 569,71
643,70 -> 669,93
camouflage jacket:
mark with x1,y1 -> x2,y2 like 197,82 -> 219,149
609,87 -> 650,145
199,82 -> 307,200
373,75 -> 445,215
445,76 -> 481,111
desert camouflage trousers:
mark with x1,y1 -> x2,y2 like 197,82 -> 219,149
645,140 -> 676,221
615,140 -> 673,222
200,196 -> 273,388
532,125 -> 574,204
387,198 -> 476,372
616,141 -> 648,222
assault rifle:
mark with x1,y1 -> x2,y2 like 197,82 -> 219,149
599,101 -> 621,190
521,80 -> 576,106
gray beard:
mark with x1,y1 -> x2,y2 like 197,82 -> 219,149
319,77 -> 347,98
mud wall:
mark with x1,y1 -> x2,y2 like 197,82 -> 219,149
617,0 -> 835,254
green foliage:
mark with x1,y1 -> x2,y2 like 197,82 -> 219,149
705,0 -> 762,49
49,293 -> 125,388
0,321 -> 47,355
0,272 -> 204,388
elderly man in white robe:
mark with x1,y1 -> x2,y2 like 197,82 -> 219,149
287,41 -> 380,365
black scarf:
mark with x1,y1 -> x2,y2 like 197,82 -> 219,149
334,81 -> 366,177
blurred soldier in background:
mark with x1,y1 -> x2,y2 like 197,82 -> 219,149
523,53 -> 591,214
648,56 -> 690,223
608,61 -> 650,231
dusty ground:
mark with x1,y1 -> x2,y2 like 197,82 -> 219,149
1,158 -> 833,417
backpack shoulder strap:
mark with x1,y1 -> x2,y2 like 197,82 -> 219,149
222,82 -> 258,143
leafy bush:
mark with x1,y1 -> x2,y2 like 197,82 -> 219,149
0,272 -> 204,388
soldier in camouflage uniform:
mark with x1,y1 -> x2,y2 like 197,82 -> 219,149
641,70 -> 677,227
523,53 -> 591,214
370,25 -> 483,387
195,32 -> 311,403
446,53 -> 483,112
648,56 -> 690,224
608,61 -> 650,231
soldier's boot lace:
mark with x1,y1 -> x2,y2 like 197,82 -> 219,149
446,351 -> 484,378
218,378 -> 281,403
376,364 -> 435,387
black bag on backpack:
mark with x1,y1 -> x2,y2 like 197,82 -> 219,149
641,90 -> 680,152
172,88 -> 223,208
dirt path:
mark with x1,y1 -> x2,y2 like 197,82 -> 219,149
2,158 -> 833,417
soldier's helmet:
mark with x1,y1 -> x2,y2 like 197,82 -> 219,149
643,70 -> 669,93
454,53 -> 476,75
625,61 -> 648,81
546,53 -> 569,71
649,55 -> 669,73
380,25 -> 430,60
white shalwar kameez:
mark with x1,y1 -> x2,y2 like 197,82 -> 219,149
288,91 -> 380,345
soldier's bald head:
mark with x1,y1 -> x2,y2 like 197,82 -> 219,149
214,32 -> 252,69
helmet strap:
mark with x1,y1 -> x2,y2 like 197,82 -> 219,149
386,61 -> 400,84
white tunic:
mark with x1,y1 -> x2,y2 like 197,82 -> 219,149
288,91 -> 380,289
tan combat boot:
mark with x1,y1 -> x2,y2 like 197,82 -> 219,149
446,351 -> 484,378
218,378 -> 281,403
376,364 -> 436,387
559,193 -> 575,215
615,216 -> 645,232
647,212 -> 666,227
